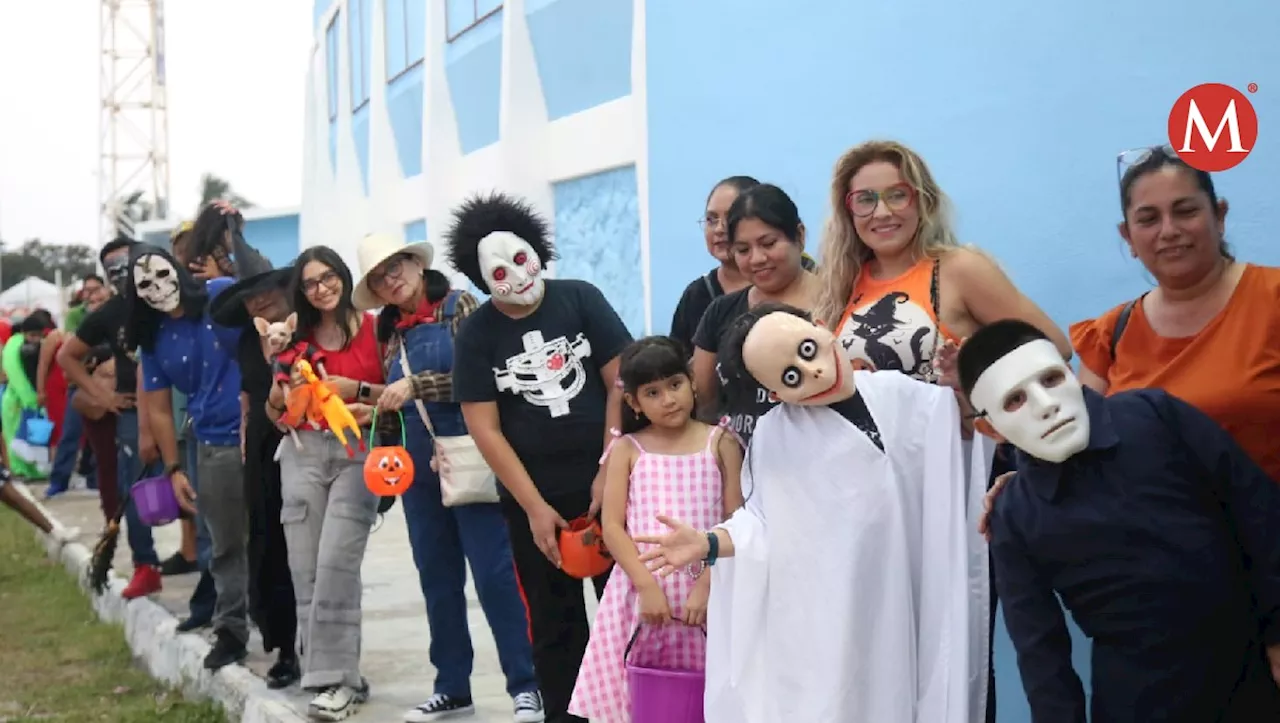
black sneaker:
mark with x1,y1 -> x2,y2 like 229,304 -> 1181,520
175,614 -> 211,633
404,693 -> 476,721
159,552 -> 197,576
266,652 -> 300,689
202,630 -> 248,671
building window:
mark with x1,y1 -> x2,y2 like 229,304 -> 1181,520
349,0 -> 371,109
446,0 -> 501,42
325,12 -> 340,120
386,0 -> 426,81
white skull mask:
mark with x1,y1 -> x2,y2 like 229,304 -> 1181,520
132,254 -> 181,313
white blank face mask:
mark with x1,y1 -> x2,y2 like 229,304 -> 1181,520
968,339 -> 1090,463
477,232 -> 544,306
132,254 -> 181,313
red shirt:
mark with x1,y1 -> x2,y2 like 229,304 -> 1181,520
311,313 -> 384,400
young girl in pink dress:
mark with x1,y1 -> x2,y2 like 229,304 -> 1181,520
569,336 -> 744,722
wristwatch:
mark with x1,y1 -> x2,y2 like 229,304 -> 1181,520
703,530 -> 720,566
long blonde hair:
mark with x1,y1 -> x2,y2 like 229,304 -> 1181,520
813,140 -> 960,326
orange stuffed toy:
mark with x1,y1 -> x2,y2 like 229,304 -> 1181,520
283,359 -> 365,457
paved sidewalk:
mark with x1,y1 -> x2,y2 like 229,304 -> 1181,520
37,484 -> 598,723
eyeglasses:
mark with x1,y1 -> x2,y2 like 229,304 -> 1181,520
698,214 -> 727,232
301,270 -> 341,295
367,256 -> 409,291
845,183 -> 915,218
1116,144 -> 1176,187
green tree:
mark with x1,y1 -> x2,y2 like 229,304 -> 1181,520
0,239 -> 99,289
197,173 -> 253,211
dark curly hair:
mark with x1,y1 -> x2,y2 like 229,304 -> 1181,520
444,192 -> 557,291
617,336 -> 692,434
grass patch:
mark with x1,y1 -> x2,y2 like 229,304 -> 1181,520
0,503 -> 227,722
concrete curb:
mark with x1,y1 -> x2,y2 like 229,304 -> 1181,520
17,482 -> 310,723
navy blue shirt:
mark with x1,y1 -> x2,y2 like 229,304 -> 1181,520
140,277 -> 242,446
990,387 -> 1280,723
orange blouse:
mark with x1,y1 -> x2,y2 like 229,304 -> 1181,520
836,257 -> 959,383
1070,264 -> 1280,482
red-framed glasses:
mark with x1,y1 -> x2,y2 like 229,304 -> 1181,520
845,183 -> 916,218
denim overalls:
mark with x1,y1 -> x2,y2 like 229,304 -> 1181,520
389,291 -> 537,700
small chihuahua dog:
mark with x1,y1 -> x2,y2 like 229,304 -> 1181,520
254,313 -> 304,452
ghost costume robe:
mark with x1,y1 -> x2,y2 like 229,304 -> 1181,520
705,369 -> 992,723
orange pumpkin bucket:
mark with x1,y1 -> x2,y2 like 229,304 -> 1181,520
559,515 -> 613,579
363,409 -> 416,496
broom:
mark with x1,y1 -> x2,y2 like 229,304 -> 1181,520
88,467 -> 146,594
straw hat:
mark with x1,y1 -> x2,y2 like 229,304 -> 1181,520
351,232 -> 434,311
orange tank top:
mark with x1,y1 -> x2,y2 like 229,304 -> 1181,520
836,257 -> 958,383
1069,264 -> 1280,482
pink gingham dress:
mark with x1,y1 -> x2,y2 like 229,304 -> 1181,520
568,425 -> 726,723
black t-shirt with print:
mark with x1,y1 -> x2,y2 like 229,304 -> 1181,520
691,287 -> 780,447
452,278 -> 633,498
670,269 -> 725,358
75,295 -> 137,395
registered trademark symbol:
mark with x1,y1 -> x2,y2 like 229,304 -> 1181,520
1248,82 -> 1259,93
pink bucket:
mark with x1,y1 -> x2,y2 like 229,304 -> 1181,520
625,624 -> 706,723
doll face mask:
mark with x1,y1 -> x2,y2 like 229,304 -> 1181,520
477,231 -> 544,305
968,338 -> 1090,463
132,253 -> 181,313
742,312 -> 855,406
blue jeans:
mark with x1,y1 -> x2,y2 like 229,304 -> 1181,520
117,409 -> 160,567
391,302 -> 537,699
49,390 -> 93,489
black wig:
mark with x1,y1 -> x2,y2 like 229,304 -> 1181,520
124,243 -> 208,353
444,192 -> 557,290
617,336 -> 692,434
956,319 -> 1049,401
715,301 -> 812,415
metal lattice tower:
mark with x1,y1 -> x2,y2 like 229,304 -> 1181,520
98,0 -> 171,244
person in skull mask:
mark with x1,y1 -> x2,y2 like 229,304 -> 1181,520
56,234 -> 164,600
447,192 -> 632,723
127,243 -> 252,672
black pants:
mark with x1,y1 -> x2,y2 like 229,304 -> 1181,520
986,442 -> 1017,723
246,426 -> 297,655
501,490 -> 611,723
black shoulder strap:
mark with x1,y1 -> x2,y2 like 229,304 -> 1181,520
1109,295 -> 1144,360
702,272 -> 717,299
929,257 -> 941,318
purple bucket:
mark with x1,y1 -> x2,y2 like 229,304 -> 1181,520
133,475 -> 181,527
625,625 -> 706,723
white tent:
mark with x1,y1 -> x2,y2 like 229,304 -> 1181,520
0,277 -> 65,325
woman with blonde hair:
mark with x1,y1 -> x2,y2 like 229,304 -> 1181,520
814,140 -> 1069,379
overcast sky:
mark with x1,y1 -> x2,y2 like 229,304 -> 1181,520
0,0 -> 314,247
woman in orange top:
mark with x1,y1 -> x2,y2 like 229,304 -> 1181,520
814,140 -> 1070,383
1071,145 -> 1280,483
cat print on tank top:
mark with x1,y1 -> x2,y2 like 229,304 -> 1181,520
836,258 -> 947,384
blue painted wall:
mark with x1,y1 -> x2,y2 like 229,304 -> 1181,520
385,0 -> 426,178
444,10 -> 503,154
349,0 -> 372,193
645,1 -> 1279,720
244,215 -> 302,269
553,165 -> 644,336
404,219 -> 426,244
525,0 -> 632,121
313,0 -> 331,29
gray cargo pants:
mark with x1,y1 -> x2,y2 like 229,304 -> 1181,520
278,430 -> 377,689
198,441 -> 249,644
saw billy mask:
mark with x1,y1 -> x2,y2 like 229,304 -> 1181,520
132,253 -> 182,313
477,231 -> 544,306
967,338 -> 1090,464
742,312 -> 856,406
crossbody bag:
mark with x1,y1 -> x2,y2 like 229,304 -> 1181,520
397,337 -> 499,507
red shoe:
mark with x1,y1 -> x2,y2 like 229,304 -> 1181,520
121,564 -> 162,600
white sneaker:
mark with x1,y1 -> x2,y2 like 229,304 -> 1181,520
404,693 -> 475,721
308,680 -> 370,721
513,691 -> 545,723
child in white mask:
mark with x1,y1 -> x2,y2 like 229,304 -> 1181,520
957,318 -> 1280,723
